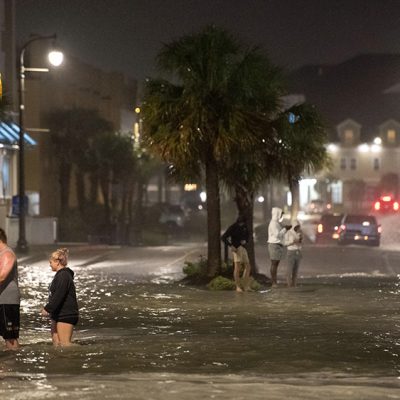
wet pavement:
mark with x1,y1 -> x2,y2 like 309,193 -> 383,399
1,240 -> 400,399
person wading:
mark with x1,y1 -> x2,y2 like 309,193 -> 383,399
221,215 -> 252,292
267,207 -> 291,287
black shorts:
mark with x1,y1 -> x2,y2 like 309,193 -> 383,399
54,316 -> 79,326
0,304 -> 20,340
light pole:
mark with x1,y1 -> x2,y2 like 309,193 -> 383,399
17,34 -> 63,252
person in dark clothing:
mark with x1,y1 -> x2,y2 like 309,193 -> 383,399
221,216 -> 251,292
41,248 -> 79,346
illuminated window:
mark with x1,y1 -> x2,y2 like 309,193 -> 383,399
344,129 -> 353,144
373,158 -> 380,171
350,158 -> 357,170
387,129 -> 396,143
340,158 -> 346,170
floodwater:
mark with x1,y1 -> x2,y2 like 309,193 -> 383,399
1,261 -> 400,399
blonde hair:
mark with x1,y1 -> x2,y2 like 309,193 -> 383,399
51,248 -> 69,266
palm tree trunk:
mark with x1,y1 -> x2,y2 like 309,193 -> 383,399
289,177 -> 300,223
58,160 -> 71,215
75,170 -> 86,216
234,185 -> 256,274
89,172 -> 99,207
205,156 -> 221,277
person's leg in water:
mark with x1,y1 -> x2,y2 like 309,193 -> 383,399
4,338 -> 19,350
270,259 -> 280,287
234,261 -> 244,292
291,256 -> 300,287
242,262 -> 252,291
287,251 -> 294,287
51,320 -> 60,346
54,322 -> 74,346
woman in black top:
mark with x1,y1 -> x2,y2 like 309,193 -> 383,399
41,248 -> 79,346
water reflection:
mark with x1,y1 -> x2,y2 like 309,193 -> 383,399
1,262 -> 399,397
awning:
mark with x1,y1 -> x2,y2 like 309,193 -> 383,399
0,121 -> 37,146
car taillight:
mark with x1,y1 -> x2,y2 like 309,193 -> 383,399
374,201 -> 381,211
378,225 -> 382,234
394,202 -> 399,211
382,195 -> 391,202
317,223 -> 323,233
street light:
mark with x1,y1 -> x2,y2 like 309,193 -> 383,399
17,34 -> 63,252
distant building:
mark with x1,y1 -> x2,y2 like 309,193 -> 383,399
288,54 -> 400,212
0,0 -> 138,244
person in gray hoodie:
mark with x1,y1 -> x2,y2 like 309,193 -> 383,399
267,207 -> 291,287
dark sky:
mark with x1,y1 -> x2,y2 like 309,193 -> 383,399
16,0 -> 400,82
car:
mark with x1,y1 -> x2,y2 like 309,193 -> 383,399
159,204 -> 186,228
305,199 -> 332,214
337,214 -> 381,246
315,213 -> 343,244
373,195 -> 399,213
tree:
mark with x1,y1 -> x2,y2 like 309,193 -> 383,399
47,108 -> 113,216
272,103 -> 328,222
142,26 -> 283,276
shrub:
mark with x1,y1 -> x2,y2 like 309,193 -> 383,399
182,256 -> 207,278
207,276 -> 236,291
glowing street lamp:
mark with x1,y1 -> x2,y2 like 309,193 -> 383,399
17,34 -> 63,252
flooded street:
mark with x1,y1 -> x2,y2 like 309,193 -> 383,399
1,248 -> 399,399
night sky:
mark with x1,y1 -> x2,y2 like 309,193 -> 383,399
16,0 -> 400,82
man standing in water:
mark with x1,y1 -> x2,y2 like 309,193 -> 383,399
267,207 -> 291,287
221,215 -> 251,292
0,228 -> 20,349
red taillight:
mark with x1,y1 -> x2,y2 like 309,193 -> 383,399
374,201 -> 381,211
382,196 -> 391,202
317,223 -> 323,233
394,202 -> 399,211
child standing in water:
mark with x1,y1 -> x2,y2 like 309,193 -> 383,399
41,248 -> 79,346
285,221 -> 303,287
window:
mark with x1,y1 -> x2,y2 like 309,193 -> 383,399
330,181 -> 343,204
350,158 -> 357,170
344,129 -> 354,144
340,158 -> 346,170
387,129 -> 396,144
373,158 -> 380,171
0,155 -> 10,199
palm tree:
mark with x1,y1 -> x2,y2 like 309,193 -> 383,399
142,26 -> 283,276
272,103 -> 329,222
47,108 -> 112,216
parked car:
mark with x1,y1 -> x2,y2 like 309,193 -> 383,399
159,204 -> 186,228
254,222 -> 268,243
373,195 -> 399,213
337,214 -> 381,246
315,213 -> 343,244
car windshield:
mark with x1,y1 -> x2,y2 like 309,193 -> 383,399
345,215 -> 377,224
320,215 -> 342,225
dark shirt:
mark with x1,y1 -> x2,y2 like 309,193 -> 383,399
221,222 -> 249,248
44,267 -> 79,320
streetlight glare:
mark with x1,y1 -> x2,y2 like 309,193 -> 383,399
48,50 -> 64,67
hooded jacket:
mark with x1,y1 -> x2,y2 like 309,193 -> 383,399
267,207 -> 288,244
44,267 -> 79,320
285,220 -> 303,251
221,220 -> 249,248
